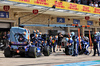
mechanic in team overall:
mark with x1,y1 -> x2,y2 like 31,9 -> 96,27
65,36 -> 74,55
75,36 -> 81,55
48,36 -> 53,52
57,32 -> 63,51
33,34 -> 39,44
36,30 -> 40,35
33,30 -> 36,37
35,39 -> 41,48
55,35 -> 58,51
31,30 -> 36,42
92,32 -> 100,56
70,32 -> 78,56
7,31 -> 10,45
82,37 -> 90,55
38,32 -> 42,44
2,32 -> 7,48
52,36 -> 56,52
95,32 -> 100,56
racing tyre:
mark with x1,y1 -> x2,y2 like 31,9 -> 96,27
28,47 -> 37,58
65,47 -> 69,55
43,46 -> 50,56
4,47 -> 12,57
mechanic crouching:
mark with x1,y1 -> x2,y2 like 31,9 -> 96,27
82,37 -> 90,55
65,37 -> 74,55
35,41 -> 40,47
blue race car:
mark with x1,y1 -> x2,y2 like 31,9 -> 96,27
4,27 -> 50,58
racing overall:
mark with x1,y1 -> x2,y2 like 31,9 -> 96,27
52,38 -> 56,52
83,40 -> 89,55
96,35 -> 100,56
65,38 -> 74,55
92,35 -> 99,56
72,35 -> 78,56
38,34 -> 42,44
48,37 -> 52,52
75,37 -> 80,55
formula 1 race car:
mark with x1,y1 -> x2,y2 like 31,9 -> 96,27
4,27 -> 50,58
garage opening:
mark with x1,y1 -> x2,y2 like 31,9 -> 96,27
0,23 -> 11,40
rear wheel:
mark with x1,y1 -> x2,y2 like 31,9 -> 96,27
4,47 -> 12,57
43,46 -> 50,56
28,47 -> 37,58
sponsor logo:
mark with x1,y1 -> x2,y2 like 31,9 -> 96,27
68,4 -> 78,10
34,0 -> 49,5
19,0 -> 30,2
55,1 -> 65,8
94,8 -> 100,14
82,6 -> 90,12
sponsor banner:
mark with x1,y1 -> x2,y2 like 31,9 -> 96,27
33,0 -> 50,7
8,0 -> 100,15
79,5 -> 93,13
9,0 -> 51,7
57,17 -> 65,23
73,19 -> 80,24
53,1 -> 66,10
87,21 -> 93,25
0,11 -> 9,18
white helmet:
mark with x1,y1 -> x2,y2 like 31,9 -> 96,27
66,38 -> 69,41
94,32 -> 98,36
71,32 -> 75,37
84,37 -> 89,41
70,38 -> 73,41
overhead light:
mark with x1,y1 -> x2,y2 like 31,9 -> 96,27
69,11 -> 76,13
76,12 -> 85,15
0,1 -> 16,5
93,14 -> 99,17
56,9 -> 66,12
86,13 -> 92,16
15,4 -> 30,7
29,5 -> 45,9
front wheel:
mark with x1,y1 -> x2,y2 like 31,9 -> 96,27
28,47 -> 37,58
43,46 -> 50,56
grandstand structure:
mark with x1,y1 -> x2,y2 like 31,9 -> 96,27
0,0 -> 100,35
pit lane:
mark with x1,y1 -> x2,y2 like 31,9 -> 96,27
0,48 -> 100,66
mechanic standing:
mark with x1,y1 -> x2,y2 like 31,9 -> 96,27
57,32 -> 63,51
70,32 -> 78,56
7,31 -> 10,45
48,36 -> 52,52
2,32 -> 7,48
95,32 -> 100,56
92,32 -> 100,56
52,36 -> 56,52
55,35 -> 58,51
